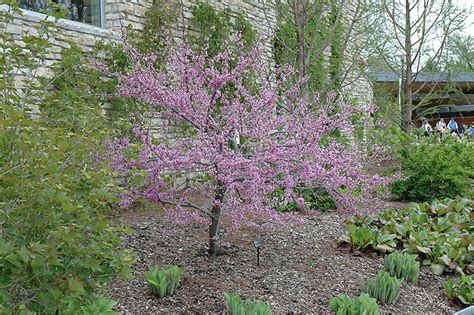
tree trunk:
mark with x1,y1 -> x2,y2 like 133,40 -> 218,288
294,0 -> 308,97
208,182 -> 225,257
403,0 -> 413,134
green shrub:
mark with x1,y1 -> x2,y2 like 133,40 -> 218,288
224,292 -> 271,315
443,275 -> 473,305
362,271 -> 402,304
342,198 -> 472,275
384,252 -> 420,283
390,137 -> 474,202
144,266 -> 183,298
329,293 -> 380,315
0,6 -> 134,313
271,187 -> 336,212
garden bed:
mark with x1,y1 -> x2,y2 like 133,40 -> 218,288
107,205 -> 460,314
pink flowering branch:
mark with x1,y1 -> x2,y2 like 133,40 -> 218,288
104,39 -> 391,256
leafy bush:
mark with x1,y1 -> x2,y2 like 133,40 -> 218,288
362,271 -> 402,304
144,266 -> 182,298
224,292 -> 271,315
0,5 -> 133,313
271,187 -> 336,212
342,198 -> 473,275
329,293 -> 380,315
384,252 -> 420,283
76,297 -> 119,315
443,275 -> 473,305
390,137 -> 474,202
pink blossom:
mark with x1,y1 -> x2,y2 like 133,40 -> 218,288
105,40 -> 392,254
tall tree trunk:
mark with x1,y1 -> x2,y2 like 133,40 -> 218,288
209,182 -> 225,257
403,0 -> 413,134
294,0 -> 308,97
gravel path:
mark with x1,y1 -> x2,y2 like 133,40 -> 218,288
106,209 -> 460,314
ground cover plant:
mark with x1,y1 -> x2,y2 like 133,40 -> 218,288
329,293 -> 380,315
224,292 -> 271,315
383,252 -> 420,283
342,198 -> 473,275
362,271 -> 401,304
443,275 -> 473,305
105,38 -> 390,256
144,266 -> 182,298
389,137 -> 474,202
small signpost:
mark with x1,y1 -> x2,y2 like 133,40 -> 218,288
253,239 -> 262,266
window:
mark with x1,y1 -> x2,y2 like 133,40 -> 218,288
18,0 -> 103,27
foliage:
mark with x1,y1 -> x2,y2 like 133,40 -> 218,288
75,297 -> 119,315
106,39 -> 389,255
224,292 -> 271,315
389,137 -> 474,202
443,275 -> 473,305
362,271 -> 401,304
444,34 -> 473,72
342,198 -> 473,275
273,1 -> 346,92
189,2 -> 257,57
383,252 -> 420,283
329,293 -> 380,315
271,187 -> 336,212
130,0 -> 179,56
0,4 -> 133,313
144,266 -> 182,298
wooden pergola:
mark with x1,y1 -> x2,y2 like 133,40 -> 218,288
373,72 -> 474,127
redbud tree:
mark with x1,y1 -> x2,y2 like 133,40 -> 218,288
105,42 -> 389,256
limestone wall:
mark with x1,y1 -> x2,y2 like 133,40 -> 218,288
1,0 -> 372,106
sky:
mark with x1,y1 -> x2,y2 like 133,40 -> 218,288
454,0 -> 474,34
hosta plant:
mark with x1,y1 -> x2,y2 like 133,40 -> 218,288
144,266 -> 182,298
329,293 -> 380,315
224,292 -> 271,315
443,275 -> 473,305
384,252 -> 420,283
362,271 -> 402,304
342,198 -> 473,275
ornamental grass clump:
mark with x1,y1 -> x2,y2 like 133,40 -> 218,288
224,292 -> 271,315
384,252 -> 420,283
363,271 -> 402,304
329,293 -> 380,315
144,266 -> 182,298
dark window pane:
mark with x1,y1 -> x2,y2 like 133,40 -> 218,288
18,0 -> 102,27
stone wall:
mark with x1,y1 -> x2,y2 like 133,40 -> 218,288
2,0 -> 372,105
0,4 -> 120,77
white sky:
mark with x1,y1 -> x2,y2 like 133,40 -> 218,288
454,0 -> 474,34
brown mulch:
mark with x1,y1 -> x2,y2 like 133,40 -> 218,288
106,205 -> 460,314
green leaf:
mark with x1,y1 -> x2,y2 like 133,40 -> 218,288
430,264 -> 444,275
416,246 -> 432,255
438,254 -> 451,266
68,278 -> 85,294
395,224 -> 408,236
374,244 -> 395,253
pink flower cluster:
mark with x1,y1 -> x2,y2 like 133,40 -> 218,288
105,41 -> 390,229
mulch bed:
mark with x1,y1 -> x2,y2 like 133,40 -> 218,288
107,206 -> 460,314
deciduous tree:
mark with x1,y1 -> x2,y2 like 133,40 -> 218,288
105,42 -> 389,256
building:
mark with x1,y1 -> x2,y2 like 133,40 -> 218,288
374,72 -> 474,127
